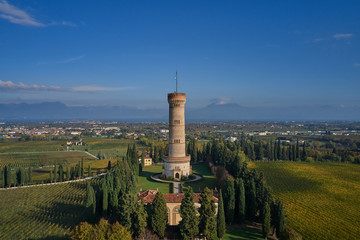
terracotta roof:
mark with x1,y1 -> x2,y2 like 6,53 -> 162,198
138,190 -> 218,203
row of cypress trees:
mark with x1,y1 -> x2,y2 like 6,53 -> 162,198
1,165 -> 32,187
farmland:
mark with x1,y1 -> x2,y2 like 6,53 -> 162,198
0,151 -> 94,168
248,161 -> 360,240
0,178 -> 102,240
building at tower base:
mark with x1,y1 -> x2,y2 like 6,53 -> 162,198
162,93 -> 191,181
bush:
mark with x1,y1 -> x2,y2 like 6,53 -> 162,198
167,176 -> 174,181
189,174 -> 196,180
181,176 -> 188,181
160,174 -> 166,180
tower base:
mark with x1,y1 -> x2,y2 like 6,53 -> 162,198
162,155 -> 191,181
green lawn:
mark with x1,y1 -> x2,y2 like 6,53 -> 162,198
248,161 -> 360,240
137,164 -> 170,193
186,162 -> 217,193
223,224 -> 265,240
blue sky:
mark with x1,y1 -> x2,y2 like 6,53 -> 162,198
0,0 -> 359,110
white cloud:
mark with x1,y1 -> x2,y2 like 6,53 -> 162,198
0,0 -> 75,27
0,80 -> 129,92
0,80 -> 64,91
333,33 -> 353,39
211,97 -> 232,105
354,63 -> 360,67
71,86 -> 129,92
57,55 -> 85,64
313,38 -> 323,43
0,0 -> 45,26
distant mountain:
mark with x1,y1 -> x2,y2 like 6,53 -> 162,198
0,102 -> 166,121
186,103 -> 360,121
0,101 -> 359,121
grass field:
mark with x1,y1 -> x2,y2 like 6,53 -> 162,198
0,179 -> 102,240
186,163 -> 217,193
223,223 -> 269,240
72,138 -> 137,159
137,164 -> 170,193
248,161 -> 360,240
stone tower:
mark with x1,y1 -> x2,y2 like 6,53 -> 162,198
163,92 -> 191,180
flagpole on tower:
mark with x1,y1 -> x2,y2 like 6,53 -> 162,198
175,71 -> 178,93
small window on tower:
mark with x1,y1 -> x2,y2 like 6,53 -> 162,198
174,120 -> 180,124
174,139 -> 180,143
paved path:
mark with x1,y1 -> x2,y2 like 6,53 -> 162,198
0,150 -> 98,159
173,182 -> 181,193
0,172 -> 107,191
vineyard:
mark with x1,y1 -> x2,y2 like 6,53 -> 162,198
248,161 -> 360,240
0,151 -> 94,168
0,178 -> 102,240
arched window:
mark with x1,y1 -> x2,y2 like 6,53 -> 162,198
175,173 -> 180,179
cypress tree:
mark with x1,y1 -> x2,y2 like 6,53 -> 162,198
199,187 -> 216,240
275,200 -> 287,238
150,192 -> 168,238
107,160 -> 112,170
277,139 -> 281,160
223,176 -> 235,223
132,199 -> 147,238
237,178 -> 246,223
53,164 -> 57,182
66,166 -> 70,181
50,170 -> 53,183
119,193 -> 135,228
81,159 -> 84,177
85,182 -> 96,220
88,164 -> 92,177
1,167 -> 5,188
301,142 -> 307,162
59,164 -> 64,182
102,180 -> 108,216
296,139 -> 300,160
179,187 -> 199,240
248,177 -> 257,220
262,201 -> 271,239
28,167 -> 32,184
217,189 -> 226,240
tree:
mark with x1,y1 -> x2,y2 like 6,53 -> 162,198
199,187 -> 216,240
101,180 -> 108,216
223,176 -> 235,223
107,160 -> 112,170
296,139 -> 300,160
70,218 -> 132,240
88,165 -> 92,177
179,187 -> 199,240
132,199 -> 147,238
28,167 -> 32,184
66,166 -> 70,181
59,164 -> 64,182
275,200 -> 287,239
150,192 -> 168,238
262,201 -> 271,239
53,164 -> 57,182
237,178 -> 246,223
247,177 -> 257,220
119,193 -> 135,228
217,189 -> 226,240
85,182 -> 96,220
50,170 -> 53,183
301,142 -> 307,162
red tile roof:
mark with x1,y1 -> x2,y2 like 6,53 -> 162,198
138,190 -> 218,203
